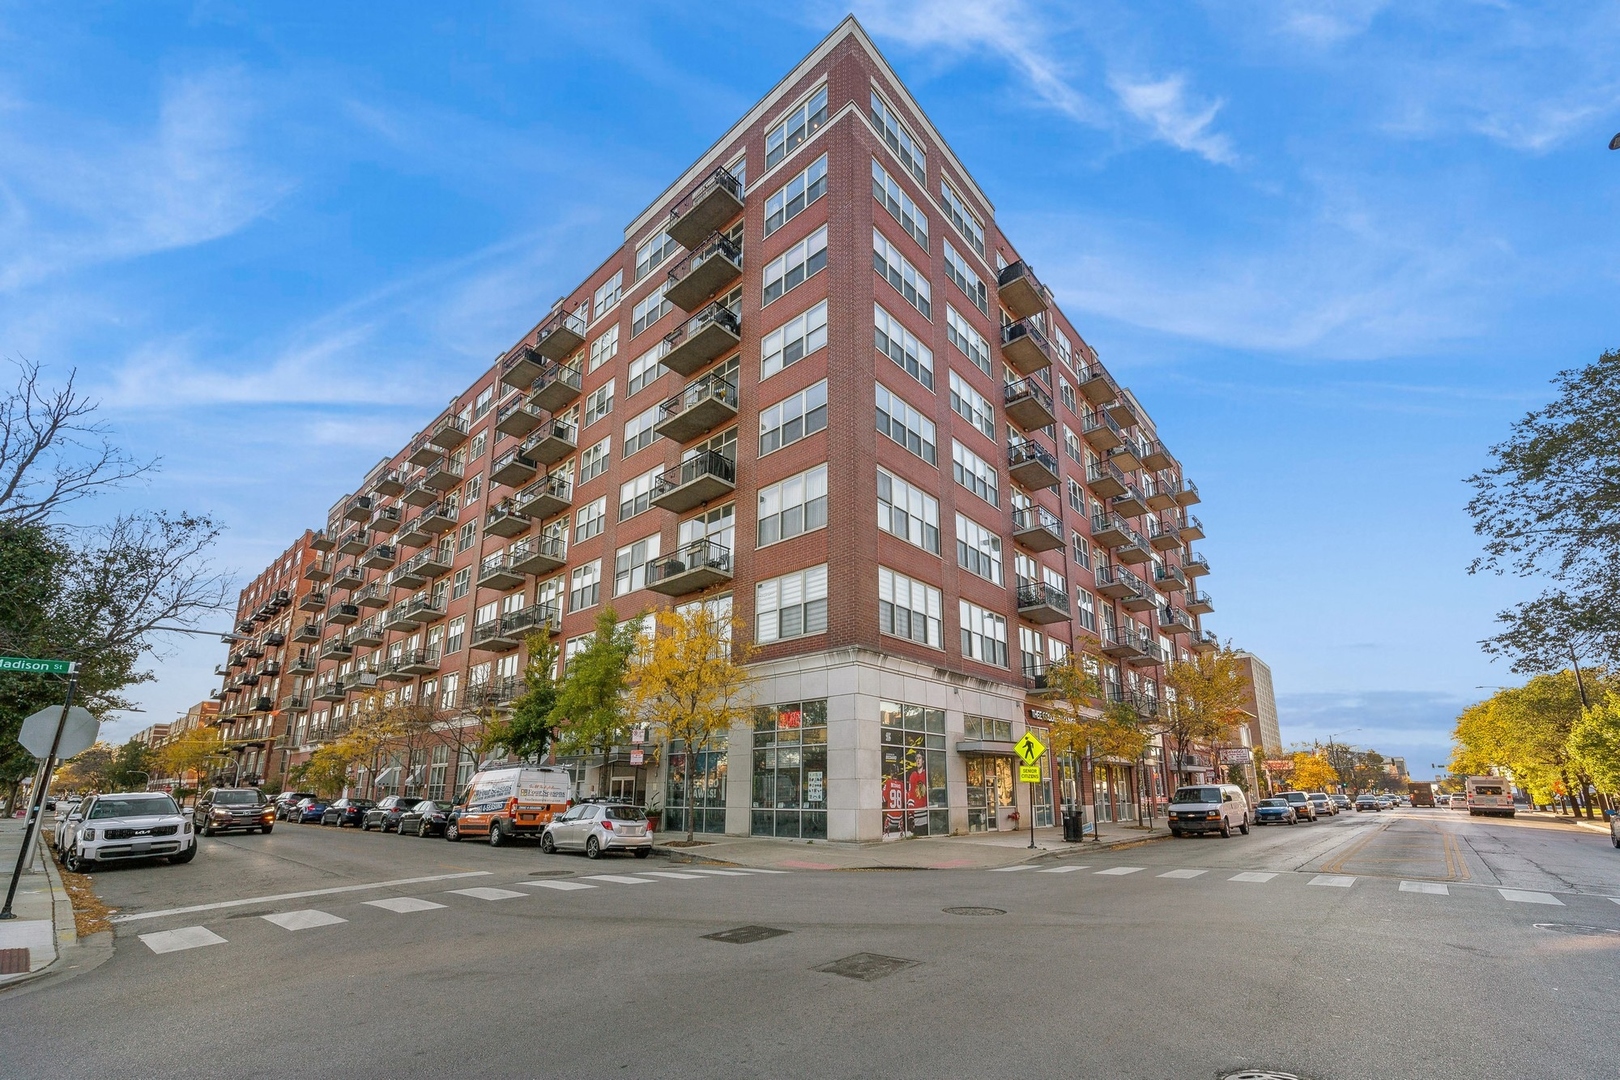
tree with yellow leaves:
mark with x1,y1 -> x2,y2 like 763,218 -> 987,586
1162,644 -> 1251,783
1287,752 -> 1339,792
626,600 -> 755,842
157,725 -> 228,800
1036,650 -> 1150,834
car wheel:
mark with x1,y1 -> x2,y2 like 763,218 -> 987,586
170,844 -> 197,864
540,833 -> 556,854
200,819 -> 215,837
1220,818 -> 1232,838
64,847 -> 93,874
262,825 -> 273,834
488,820 -> 505,847
1170,828 -> 1183,838
633,848 -> 651,859
445,822 -> 460,842
1239,819 -> 1249,835
585,836 -> 602,859
419,822 -> 431,838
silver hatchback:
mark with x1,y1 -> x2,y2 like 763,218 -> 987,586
540,803 -> 654,859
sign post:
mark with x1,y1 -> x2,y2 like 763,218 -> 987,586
1,659 -> 83,921
1014,732 -> 1047,850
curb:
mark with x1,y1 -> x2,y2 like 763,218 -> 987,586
0,835 -> 113,998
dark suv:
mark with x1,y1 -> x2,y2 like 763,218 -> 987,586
362,795 -> 419,832
194,788 -> 275,836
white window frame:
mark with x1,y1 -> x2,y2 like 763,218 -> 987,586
756,464 -> 828,548
959,600 -> 1008,667
878,567 -> 943,648
761,299 -> 828,380
758,380 -> 829,457
763,225 -> 828,306
876,383 -> 937,466
873,228 -> 931,319
765,85 -> 829,170
952,439 -> 999,507
877,468 -> 941,555
755,564 -> 829,643
764,153 -> 828,237
955,512 -> 1004,585
949,370 -> 995,440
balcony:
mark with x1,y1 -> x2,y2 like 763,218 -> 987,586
395,516 -> 431,549
360,543 -> 397,571
1086,459 -> 1129,500
478,549 -> 527,592
428,415 -> 470,451
1184,552 -> 1211,577
1176,479 -> 1201,506
1003,378 -> 1055,432
1099,622 -> 1147,661
470,618 -> 520,653
1143,473 -> 1179,512
319,636 -> 354,661
495,397 -> 546,439
337,530 -> 369,556
326,602 -> 361,626
342,495 -> 373,523
650,451 -> 735,514
509,532 -> 567,576
1191,630 -> 1219,654
662,302 -> 741,378
414,501 -> 458,536
1022,662 -> 1060,698
353,581 -> 390,609
331,564 -> 364,590
369,505 -> 401,534
416,547 -> 453,578
406,435 -> 443,468
309,529 -> 336,553
1180,515 -> 1205,542
1000,317 -> 1053,377
293,621 -> 322,644
1016,579 -> 1070,625
996,260 -> 1050,320
1185,590 -> 1214,616
239,672 -> 260,686
528,360 -> 583,414
299,590 -> 328,612
1007,440 -> 1059,490
304,558 -> 332,583
534,307 -> 587,362
1110,436 -> 1146,473
1081,411 -> 1124,453
280,695 -> 309,713
1148,518 -> 1182,552
350,617 -> 385,648
666,232 -> 744,311
251,696 -> 275,713
667,164 -> 745,249
373,469 -> 406,497
1094,564 -> 1151,606
397,647 -> 442,677
1159,606 -> 1195,635
488,446 -> 537,489
422,456 -> 463,492
1153,563 -> 1187,594
395,594 -> 446,626
1111,485 -> 1148,518
500,344 -> 546,391
1076,363 -> 1119,406
510,472 -> 569,522
525,419 -> 578,467
264,631 -> 286,647
469,675 -> 523,711
313,681 -> 347,703
645,539 -> 733,596
1105,396 -> 1138,430
1127,636 -> 1165,667
399,477 -> 437,508
1141,439 -> 1175,472
287,652 -> 316,675
1010,506 -> 1065,553
1092,512 -> 1150,561
654,369 -> 739,444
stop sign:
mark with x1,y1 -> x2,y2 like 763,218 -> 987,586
17,706 -> 100,760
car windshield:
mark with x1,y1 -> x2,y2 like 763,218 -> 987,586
412,801 -> 436,811
606,807 -> 647,821
213,790 -> 264,805
89,796 -> 178,819
1170,787 -> 1220,804
1284,793 -> 1307,801
1259,799 -> 1287,807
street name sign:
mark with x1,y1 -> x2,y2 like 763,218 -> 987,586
18,706 -> 99,760
1014,732 -> 1046,765
1019,764 -> 1042,783
0,656 -> 75,676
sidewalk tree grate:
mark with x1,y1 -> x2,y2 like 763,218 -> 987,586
816,953 -> 919,982
0,948 -> 29,975
703,925 -> 790,945
1221,1072 -> 1308,1080
943,906 -> 1006,916
1533,923 -> 1620,937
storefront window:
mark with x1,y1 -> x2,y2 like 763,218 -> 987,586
667,736 -> 728,834
752,700 -> 827,838
880,700 -> 947,837
965,754 -> 1013,832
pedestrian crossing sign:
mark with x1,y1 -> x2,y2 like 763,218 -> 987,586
1014,732 -> 1046,765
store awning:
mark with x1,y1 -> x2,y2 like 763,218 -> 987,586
954,740 -> 1017,756
374,766 -> 400,786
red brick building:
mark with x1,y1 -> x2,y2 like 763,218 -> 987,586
211,17 -> 1215,840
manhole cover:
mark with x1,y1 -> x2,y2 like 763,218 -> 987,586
816,952 -> 919,982
703,925 -> 791,944
1221,1072 -> 1307,1080
1533,923 -> 1620,937
527,869 -> 574,877
943,906 -> 1006,916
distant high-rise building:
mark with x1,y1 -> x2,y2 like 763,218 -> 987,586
1234,651 -> 1280,756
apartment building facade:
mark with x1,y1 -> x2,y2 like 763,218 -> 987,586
208,17 -> 1216,840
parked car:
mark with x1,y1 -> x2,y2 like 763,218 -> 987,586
194,788 -> 275,836
1255,797 -> 1297,825
1377,796 -> 1396,811
1610,812 -> 1619,850
1355,795 -> 1381,812
1166,784 -> 1251,838
295,797 -> 329,824
273,791 -> 317,820
540,803 -> 654,859
322,798 -> 375,827
446,766 -> 572,845
1448,794 -> 1470,812
362,795 -> 420,832
1282,791 -> 1317,821
60,792 -> 194,872
1308,793 -> 1336,818
398,799 -> 453,838
1331,794 -> 1353,812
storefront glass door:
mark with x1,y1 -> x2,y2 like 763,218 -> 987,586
965,754 -> 1015,832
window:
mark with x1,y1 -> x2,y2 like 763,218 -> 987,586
614,535 -> 660,596
765,85 -> 828,170
575,496 -> 606,541
631,283 -> 670,336
457,520 -> 477,552
579,437 -> 611,482
872,159 -> 927,250
878,567 -> 943,647
940,180 -> 986,257
593,271 -> 623,319
751,699 -> 828,839
876,384 -> 937,465
952,440 -> 998,506
757,464 -> 828,547
619,467 -> 659,521
570,560 -> 601,611
870,91 -> 926,184
588,325 -> 620,373
463,473 -> 483,505
875,300 -> 934,386
761,300 -> 828,379
1067,478 -> 1085,515
1060,377 -> 1077,414
1076,588 -> 1096,632
469,431 -> 487,461
956,513 -> 1003,585
623,405 -> 660,457
1064,425 -> 1083,464
1071,530 -> 1091,569
877,469 -> 940,554
960,601 -> 1008,667
759,380 -> 828,456
944,241 -> 988,315
681,502 -> 735,552
872,229 -> 930,319
628,344 -> 665,397
756,564 -> 828,643
946,305 -> 991,377
635,231 -> 677,283
445,616 -> 465,655
451,567 -> 471,600
584,379 -> 615,427
763,225 -> 827,306
440,672 -> 459,710
765,153 -> 828,236
949,371 -> 995,439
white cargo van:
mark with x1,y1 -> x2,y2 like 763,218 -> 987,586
448,765 -> 574,845
1167,783 -> 1251,837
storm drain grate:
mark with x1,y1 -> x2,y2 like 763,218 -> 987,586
816,952 -> 919,982
943,906 -> 1006,916
1533,923 -> 1620,937
703,925 -> 791,945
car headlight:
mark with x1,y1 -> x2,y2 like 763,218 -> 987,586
184,822 -> 192,834
80,827 -> 96,841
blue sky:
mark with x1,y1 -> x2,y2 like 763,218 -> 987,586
3,2 -> 1617,775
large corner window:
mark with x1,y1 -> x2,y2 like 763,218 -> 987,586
880,700 -> 947,837
751,699 -> 828,838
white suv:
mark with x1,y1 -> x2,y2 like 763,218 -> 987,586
60,792 -> 195,873
540,803 -> 654,859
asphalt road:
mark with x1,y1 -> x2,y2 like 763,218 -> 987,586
4,808 -> 1618,1080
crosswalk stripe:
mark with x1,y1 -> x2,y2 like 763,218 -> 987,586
1228,872 -> 1277,883
639,871 -> 706,880
1310,875 -> 1355,888
364,897 -> 445,913
1499,889 -> 1563,906
1158,869 -> 1207,879
139,926 -> 227,954
679,868 -> 751,877
448,887 -> 528,901
987,865 -> 1036,872
731,868 -> 792,874
1095,867 -> 1143,876
1036,866 -> 1088,873
262,909 -> 347,931
1400,881 -> 1448,895
1611,898 -> 1620,906
583,875 -> 656,885
526,881 -> 595,892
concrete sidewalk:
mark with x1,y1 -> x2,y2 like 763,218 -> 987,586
0,817 -> 75,989
655,821 -> 1171,870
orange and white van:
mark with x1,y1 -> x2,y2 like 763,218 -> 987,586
447,766 -> 573,845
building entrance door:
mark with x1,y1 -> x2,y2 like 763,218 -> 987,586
965,755 -> 1015,832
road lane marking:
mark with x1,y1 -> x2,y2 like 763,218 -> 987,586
110,871 -> 493,923
364,897 -> 446,913
1499,889 -> 1563,906
1400,881 -> 1448,895
584,875 -> 657,885
1310,875 -> 1356,888
262,909 -> 347,931
729,868 -> 792,874
679,869 -> 752,877
1095,867 -> 1143,876
139,927 -> 227,954
1158,869 -> 1207,879
526,881 -> 596,892
638,871 -> 706,880
988,866 -> 1036,872
449,887 -> 527,901
1228,872 -> 1277,883
1036,866 -> 1088,873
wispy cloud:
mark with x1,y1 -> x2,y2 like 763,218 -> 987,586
1276,689 -> 1470,761
1109,72 -> 1236,165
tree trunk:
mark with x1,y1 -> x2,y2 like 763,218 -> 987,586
684,739 -> 697,844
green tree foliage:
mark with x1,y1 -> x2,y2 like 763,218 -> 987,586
1568,688 -> 1620,796
1452,671 -> 1609,811
486,632 -> 560,762
551,609 -> 642,791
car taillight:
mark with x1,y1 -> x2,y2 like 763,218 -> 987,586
601,820 -> 614,830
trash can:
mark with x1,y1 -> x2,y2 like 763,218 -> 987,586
1062,811 -> 1082,842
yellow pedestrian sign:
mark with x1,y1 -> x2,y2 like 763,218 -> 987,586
1019,764 -> 1042,783
1014,732 -> 1046,765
